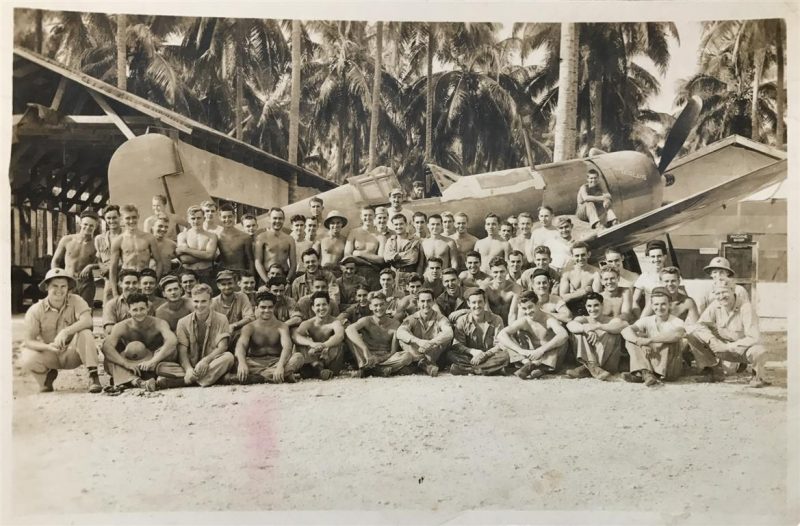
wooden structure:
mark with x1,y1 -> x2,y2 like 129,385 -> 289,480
10,46 -> 337,312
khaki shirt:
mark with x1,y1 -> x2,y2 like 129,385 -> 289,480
25,294 -> 90,344
211,292 -> 255,325
452,312 -> 504,354
175,311 -> 231,366
698,300 -> 759,347
396,309 -> 452,347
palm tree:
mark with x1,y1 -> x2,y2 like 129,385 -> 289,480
116,14 -> 127,90
368,21 -> 383,170
554,23 -> 578,161
288,19 -> 302,165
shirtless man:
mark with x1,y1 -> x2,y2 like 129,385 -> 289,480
449,212 -> 479,271
412,211 -> 428,240
308,196 -> 325,225
52,209 -> 99,305
238,271 -> 257,306
421,214 -> 459,271
295,216 -> 321,273
509,268 -> 571,324
381,214 -> 420,290
320,211 -> 348,273
152,214 -> 178,277
292,291 -> 346,380
179,270 -> 197,299
410,180 -> 426,200
520,245 -> 561,294
231,291 -> 304,384
155,275 -> 193,332
530,205 -> 560,251
139,268 -> 165,311
201,199 -> 223,236
566,292 -> 627,380
378,268 -> 404,317
255,207 -> 297,283
483,257 -> 522,324
421,257 -> 445,298
216,204 -> 254,276
507,250 -> 526,284
143,194 -> 187,240
474,213 -> 511,273
176,205 -> 218,288
345,206 -> 383,289
95,205 -> 123,302
602,248 -> 639,289
499,222 -> 514,242
101,292 -> 177,391
241,214 -> 260,262
459,251 -> 490,288
497,291 -> 569,380
289,214 -> 306,244
598,267 -> 633,322
441,212 -> 456,237
559,241 -> 601,316
393,273 -> 426,321
373,207 -> 392,247
509,212 -> 534,256
109,204 -> 161,297
576,168 -> 617,229
544,216 -> 575,270
345,292 -> 415,377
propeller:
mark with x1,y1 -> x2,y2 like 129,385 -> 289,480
658,95 -> 702,174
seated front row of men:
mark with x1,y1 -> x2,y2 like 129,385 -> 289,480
22,249 -> 771,392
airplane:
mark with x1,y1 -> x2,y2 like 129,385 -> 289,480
108,96 -> 786,265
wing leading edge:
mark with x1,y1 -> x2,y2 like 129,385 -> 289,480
582,160 -> 787,254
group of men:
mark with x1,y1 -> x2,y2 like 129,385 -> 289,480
21,185 -> 771,393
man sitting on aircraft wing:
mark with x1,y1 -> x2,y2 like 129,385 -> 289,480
576,168 -> 618,229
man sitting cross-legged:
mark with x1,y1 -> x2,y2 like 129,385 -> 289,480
153,284 -> 235,389
395,288 -> 453,377
687,283 -> 770,388
291,291 -> 346,380
345,291 -> 417,378
445,288 -> 510,376
20,268 -> 103,393
229,291 -> 304,385
496,291 -> 569,380
621,287 -> 686,387
155,275 -> 194,332
565,292 -> 628,381
101,292 -> 178,391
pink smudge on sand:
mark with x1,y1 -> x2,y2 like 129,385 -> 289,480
241,393 -> 279,477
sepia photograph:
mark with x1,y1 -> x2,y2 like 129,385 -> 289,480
1,1 -> 797,524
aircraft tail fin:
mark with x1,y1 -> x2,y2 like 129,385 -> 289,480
426,164 -> 462,191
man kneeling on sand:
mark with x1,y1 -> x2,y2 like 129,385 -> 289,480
21,268 -> 102,393
229,291 -> 304,384
102,292 -> 177,391
292,291 -> 346,380
153,283 -> 235,389
496,290 -> 569,380
344,291 -> 416,377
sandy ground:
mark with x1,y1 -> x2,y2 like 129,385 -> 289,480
6,316 -> 793,523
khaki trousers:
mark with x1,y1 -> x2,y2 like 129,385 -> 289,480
444,347 -> 511,375
156,353 -> 235,387
626,341 -> 684,380
573,332 -> 623,373
686,326 -> 768,380
20,330 -> 98,389
241,354 -> 304,378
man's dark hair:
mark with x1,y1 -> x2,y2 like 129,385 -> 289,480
310,291 -> 330,304
256,291 -> 278,306
126,292 -> 150,307
118,269 -> 140,282
585,291 -> 604,304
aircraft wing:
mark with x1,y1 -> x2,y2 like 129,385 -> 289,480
581,160 -> 787,254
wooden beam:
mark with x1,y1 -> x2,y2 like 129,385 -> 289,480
87,90 -> 136,140
50,77 -> 69,110
13,114 -> 153,125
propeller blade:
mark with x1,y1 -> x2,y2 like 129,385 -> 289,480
658,95 -> 702,173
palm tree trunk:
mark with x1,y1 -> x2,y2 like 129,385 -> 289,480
235,70 -> 243,140
337,115 -> 346,184
368,21 -> 383,170
554,23 -> 578,161
425,23 -> 435,161
590,79 -> 603,149
289,20 -> 302,165
521,122 -> 536,168
116,14 -> 127,91
351,123 -> 360,177
775,20 -> 785,145
750,48 -> 764,142
34,9 -> 44,54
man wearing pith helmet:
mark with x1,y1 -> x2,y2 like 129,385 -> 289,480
20,268 -> 102,393
696,256 -> 751,313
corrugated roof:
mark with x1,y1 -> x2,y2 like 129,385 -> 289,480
12,46 -> 337,191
